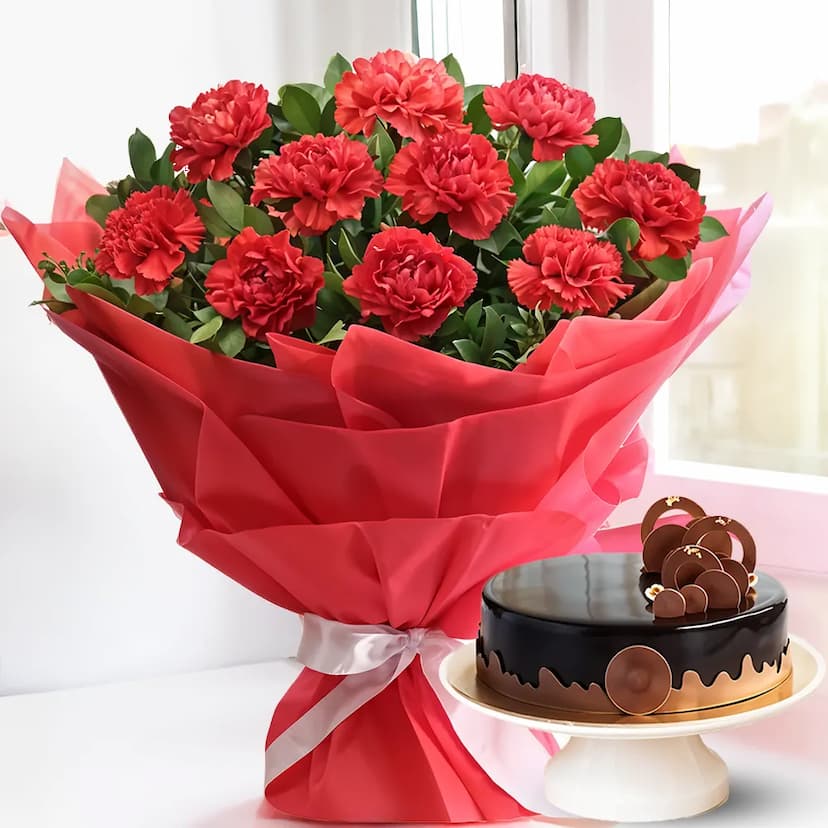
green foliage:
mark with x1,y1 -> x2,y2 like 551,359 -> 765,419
280,84 -> 322,134
588,117 -> 624,162
564,145 -> 596,181
699,215 -> 728,242
441,54 -> 465,86
128,129 -> 156,181
464,91 -> 492,135
645,254 -> 689,281
207,180 -> 245,231
86,194 -> 120,227
324,53 -> 352,95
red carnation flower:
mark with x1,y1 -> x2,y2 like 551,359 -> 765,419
251,133 -> 383,236
385,132 -> 516,239
573,158 -> 706,260
342,227 -> 476,341
334,49 -> 468,142
204,228 -> 324,340
94,186 -> 205,295
169,80 -> 271,182
507,224 -> 631,315
483,75 -> 597,162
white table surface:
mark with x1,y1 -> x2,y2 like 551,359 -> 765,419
1,567 -> 826,828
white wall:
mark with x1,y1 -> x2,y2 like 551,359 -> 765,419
0,0 -> 412,694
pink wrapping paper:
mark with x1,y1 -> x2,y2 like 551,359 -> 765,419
3,161 -> 770,822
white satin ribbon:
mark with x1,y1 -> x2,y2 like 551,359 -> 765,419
264,615 -> 554,813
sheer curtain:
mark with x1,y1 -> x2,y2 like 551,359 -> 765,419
0,0 -> 411,693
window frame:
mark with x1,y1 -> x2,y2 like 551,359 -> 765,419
517,0 -> 827,572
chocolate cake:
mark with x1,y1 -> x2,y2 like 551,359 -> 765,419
476,497 -> 791,716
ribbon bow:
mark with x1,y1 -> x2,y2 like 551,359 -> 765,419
264,614 -> 552,812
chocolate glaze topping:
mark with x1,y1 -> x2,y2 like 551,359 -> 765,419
479,553 -> 787,690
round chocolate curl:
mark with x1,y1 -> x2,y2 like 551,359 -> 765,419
682,515 -> 756,572
661,545 -> 723,590
605,645 -> 673,715
695,569 -> 742,610
642,524 -> 687,573
721,558 -> 750,596
680,583 -> 709,614
653,588 -> 687,619
640,496 -> 706,542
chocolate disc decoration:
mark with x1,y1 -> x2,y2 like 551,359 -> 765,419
680,583 -> 709,614
695,569 -> 741,610
673,560 -> 706,589
653,588 -> 687,618
604,645 -> 673,715
640,496 -> 706,542
682,515 -> 756,572
721,558 -> 750,596
694,529 -> 732,559
661,545 -> 722,590
642,524 -> 687,573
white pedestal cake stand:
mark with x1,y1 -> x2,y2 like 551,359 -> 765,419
439,634 -> 824,823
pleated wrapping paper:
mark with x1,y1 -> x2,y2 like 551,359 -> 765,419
3,161 -> 770,822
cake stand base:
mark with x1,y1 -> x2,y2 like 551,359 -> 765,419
544,733 -> 728,822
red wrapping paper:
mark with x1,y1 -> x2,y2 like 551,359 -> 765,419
3,161 -> 770,822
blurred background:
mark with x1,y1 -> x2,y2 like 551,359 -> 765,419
1,0 -> 825,694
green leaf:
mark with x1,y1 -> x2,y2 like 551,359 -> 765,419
441,53 -> 465,86
699,215 -> 729,243
44,275 -> 70,303
190,314 -> 224,343
518,161 -> 566,206
588,117 -> 623,162
70,282 -> 127,308
196,202 -> 235,238
628,150 -> 669,165
163,308 -> 194,340
324,53 -> 352,95
453,338 -> 482,363
338,228 -> 362,269
280,84 -> 322,134
316,319 -> 348,346
622,255 -> 647,278
463,84 -> 486,107
464,91 -> 492,135
128,129 -> 156,181
475,219 -> 522,254
206,180 -> 245,231
612,123 -> 632,160
216,320 -> 247,357
669,162 -> 701,191
193,305 -> 219,323
243,205 -> 274,234
606,217 -> 641,251
150,143 -> 175,186
645,254 -> 689,281
480,306 -> 507,359
464,299 -> 484,330
117,176 -> 138,204
85,194 -> 120,228
564,145 -> 595,180
367,120 -> 395,169
66,268 -> 98,286
507,159 -> 526,198
320,96 -> 339,136
126,293 -> 162,316
558,199 -> 583,229
293,83 -> 331,108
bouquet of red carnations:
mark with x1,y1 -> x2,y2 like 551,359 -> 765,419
5,50 -> 769,822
